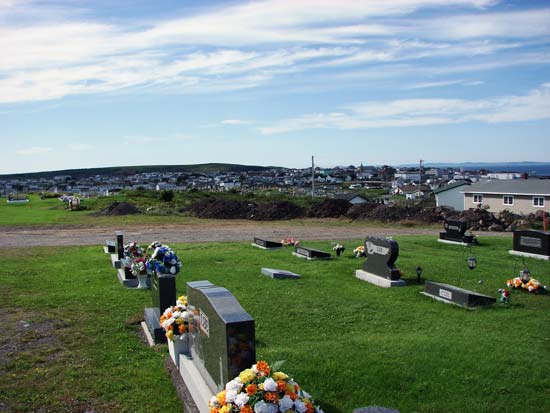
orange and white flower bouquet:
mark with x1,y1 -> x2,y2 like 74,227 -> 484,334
209,361 -> 322,413
160,295 -> 191,341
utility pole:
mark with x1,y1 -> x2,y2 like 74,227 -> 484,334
419,159 -> 424,186
311,156 -> 315,197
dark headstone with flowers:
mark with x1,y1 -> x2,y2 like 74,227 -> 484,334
143,242 -> 183,344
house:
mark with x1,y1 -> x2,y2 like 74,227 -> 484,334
335,193 -> 369,205
433,180 -> 471,211
462,179 -> 550,214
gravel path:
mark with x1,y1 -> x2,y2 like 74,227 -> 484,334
0,222 -> 510,248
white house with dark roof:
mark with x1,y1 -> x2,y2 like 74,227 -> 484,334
462,179 -> 550,214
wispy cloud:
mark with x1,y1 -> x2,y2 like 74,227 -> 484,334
0,1 -> 548,104
16,146 -> 53,155
68,143 -> 94,151
222,119 -> 252,125
260,84 -> 550,134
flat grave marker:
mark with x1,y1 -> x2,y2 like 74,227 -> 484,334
293,245 -> 331,260
251,237 -> 283,250
261,267 -> 301,279
422,281 -> 496,309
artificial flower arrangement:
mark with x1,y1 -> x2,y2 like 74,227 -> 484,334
123,242 -> 148,276
146,241 -> 183,275
281,238 -> 299,247
332,243 -> 345,256
209,361 -> 323,413
506,270 -> 547,293
160,295 -> 190,341
353,245 -> 366,258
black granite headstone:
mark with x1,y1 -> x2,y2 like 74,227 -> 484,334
512,230 -> 550,258
187,281 -> 256,393
144,271 -> 177,343
105,240 -> 116,253
363,237 -> 401,280
294,246 -> 331,259
423,281 -> 496,309
116,231 -> 124,260
253,237 -> 283,249
439,219 -> 474,244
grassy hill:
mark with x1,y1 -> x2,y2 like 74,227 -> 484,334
0,163 -> 283,180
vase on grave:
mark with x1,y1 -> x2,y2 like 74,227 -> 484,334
168,333 -> 189,367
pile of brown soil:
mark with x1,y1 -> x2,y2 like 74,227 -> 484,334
251,200 -> 305,221
95,202 -> 141,216
308,199 -> 352,218
188,199 -> 254,219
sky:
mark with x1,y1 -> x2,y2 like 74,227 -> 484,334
1,0 -> 549,174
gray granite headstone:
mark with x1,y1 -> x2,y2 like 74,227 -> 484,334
261,268 -> 300,279
363,237 -> 401,280
187,281 -> 256,393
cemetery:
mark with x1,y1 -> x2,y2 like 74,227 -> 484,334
1,235 -> 549,413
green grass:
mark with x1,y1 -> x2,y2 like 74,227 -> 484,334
1,237 -> 549,413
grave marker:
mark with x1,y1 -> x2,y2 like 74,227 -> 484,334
438,219 -> 475,245
293,245 -> 331,260
422,281 -> 496,309
178,281 -> 256,413
509,230 -> 550,260
143,272 -> 177,344
251,238 -> 283,250
356,236 -> 405,287
261,268 -> 301,279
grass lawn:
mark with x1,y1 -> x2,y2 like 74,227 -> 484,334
1,236 -> 549,413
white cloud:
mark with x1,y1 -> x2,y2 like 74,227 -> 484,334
222,119 -> 252,125
16,146 -> 53,155
259,84 -> 550,134
0,0 -> 548,104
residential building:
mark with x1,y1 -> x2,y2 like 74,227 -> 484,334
462,179 -> 550,214
433,180 -> 471,211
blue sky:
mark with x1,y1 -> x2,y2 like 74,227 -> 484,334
0,0 -> 549,174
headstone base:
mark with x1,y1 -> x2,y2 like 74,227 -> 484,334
143,307 -> 167,344
422,281 -> 496,309
140,321 -> 155,347
117,269 -> 151,288
251,243 -> 283,250
355,270 -> 406,288
292,252 -> 331,260
438,239 -> 474,247
103,246 -> 111,254
110,254 -> 122,269
178,354 -> 215,413
261,268 -> 300,279
508,250 -> 550,261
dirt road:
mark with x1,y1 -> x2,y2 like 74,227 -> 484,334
0,221 -> 510,248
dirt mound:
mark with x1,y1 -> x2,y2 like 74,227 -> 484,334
308,199 -> 351,218
346,203 -> 381,220
95,202 -> 140,216
188,199 -> 254,219
252,200 -> 305,221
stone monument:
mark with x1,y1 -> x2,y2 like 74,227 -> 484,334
142,271 -> 177,344
356,236 -> 405,287
509,230 -> 550,260
109,231 -> 124,269
438,219 -> 476,245
251,237 -> 283,250
178,281 -> 256,413
293,245 -> 331,260
261,268 -> 301,279
422,281 -> 496,309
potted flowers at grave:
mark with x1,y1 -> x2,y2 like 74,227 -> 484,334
160,295 -> 191,367
146,242 -> 183,276
122,242 -> 148,285
333,243 -> 345,257
506,269 -> 547,293
281,238 -> 299,247
353,245 -> 366,258
209,360 -> 323,413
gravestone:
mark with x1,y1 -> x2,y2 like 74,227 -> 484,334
179,281 -> 256,413
143,272 -> 177,344
509,230 -> 550,260
103,240 -> 116,254
110,231 -> 124,269
293,245 -> 331,260
261,268 -> 301,279
438,219 -> 475,245
252,237 -> 283,250
356,237 -> 405,287
422,281 -> 496,309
